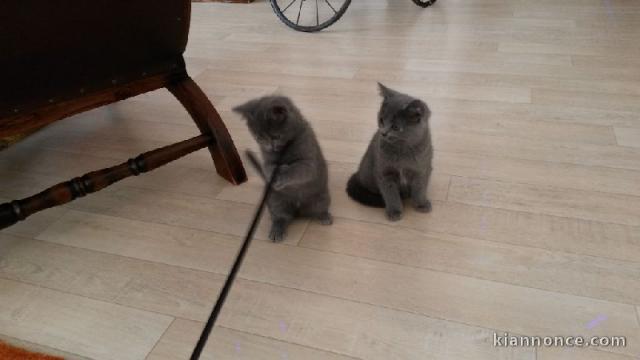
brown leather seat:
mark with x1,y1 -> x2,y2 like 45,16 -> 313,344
0,0 -> 190,118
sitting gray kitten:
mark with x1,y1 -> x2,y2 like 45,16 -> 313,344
234,96 -> 332,241
347,83 -> 433,221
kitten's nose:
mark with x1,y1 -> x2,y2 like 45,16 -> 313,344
381,131 -> 389,137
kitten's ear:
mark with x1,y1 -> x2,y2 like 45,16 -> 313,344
378,82 -> 395,99
405,99 -> 429,122
269,104 -> 288,125
232,100 -> 258,120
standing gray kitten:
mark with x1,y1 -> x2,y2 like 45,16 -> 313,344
347,83 -> 433,221
234,96 -> 332,241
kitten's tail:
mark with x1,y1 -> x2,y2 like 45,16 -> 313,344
346,174 -> 385,208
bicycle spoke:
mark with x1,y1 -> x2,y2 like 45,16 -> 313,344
281,0 -> 297,13
296,0 -> 304,25
324,0 -> 338,14
272,0 -> 350,31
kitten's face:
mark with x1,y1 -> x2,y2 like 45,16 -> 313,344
377,83 -> 430,144
233,96 -> 300,153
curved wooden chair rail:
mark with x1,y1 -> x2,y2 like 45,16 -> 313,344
0,74 -> 247,230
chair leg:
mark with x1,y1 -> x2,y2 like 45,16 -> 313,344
0,134 -> 213,230
167,76 -> 247,185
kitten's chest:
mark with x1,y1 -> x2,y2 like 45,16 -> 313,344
401,166 -> 424,186
381,152 -> 423,171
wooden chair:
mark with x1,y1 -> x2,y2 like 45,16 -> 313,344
0,0 -> 247,230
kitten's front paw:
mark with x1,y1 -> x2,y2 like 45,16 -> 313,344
319,212 -> 333,225
385,208 -> 403,222
414,200 -> 432,213
273,176 -> 288,191
271,166 -> 289,190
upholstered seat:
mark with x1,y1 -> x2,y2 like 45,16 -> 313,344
2,1 -> 191,118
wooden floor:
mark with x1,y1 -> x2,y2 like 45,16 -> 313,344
2,0 -> 640,359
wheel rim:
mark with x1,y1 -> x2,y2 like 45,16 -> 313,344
273,0 -> 350,30
413,0 -> 437,6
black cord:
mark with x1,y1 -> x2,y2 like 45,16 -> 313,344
189,149 -> 284,360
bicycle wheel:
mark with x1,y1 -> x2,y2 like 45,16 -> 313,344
412,0 -> 437,8
270,0 -> 352,32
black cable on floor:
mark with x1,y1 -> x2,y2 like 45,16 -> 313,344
190,149 -> 284,360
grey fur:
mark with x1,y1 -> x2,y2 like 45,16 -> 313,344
234,95 -> 332,241
347,83 -> 433,221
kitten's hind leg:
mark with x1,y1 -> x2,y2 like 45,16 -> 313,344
269,218 -> 287,242
301,193 -> 333,225
267,198 -> 294,242
318,211 -> 333,225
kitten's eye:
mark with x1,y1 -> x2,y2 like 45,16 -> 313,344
272,134 -> 281,140
391,124 -> 400,131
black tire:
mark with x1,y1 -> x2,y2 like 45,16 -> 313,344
412,0 -> 437,8
270,0 -> 352,32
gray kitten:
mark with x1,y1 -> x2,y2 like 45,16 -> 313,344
234,95 -> 332,241
347,83 -> 433,221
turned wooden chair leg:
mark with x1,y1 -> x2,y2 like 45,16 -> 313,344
0,135 -> 213,230
167,77 -> 247,185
